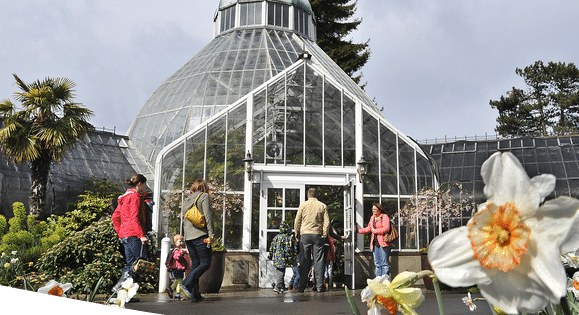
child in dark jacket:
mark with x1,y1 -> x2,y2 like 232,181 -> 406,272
268,221 -> 298,293
165,234 -> 189,300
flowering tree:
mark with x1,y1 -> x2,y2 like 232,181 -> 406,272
400,182 -> 476,230
162,178 -> 244,246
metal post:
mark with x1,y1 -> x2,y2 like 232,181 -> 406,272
158,236 -> 171,293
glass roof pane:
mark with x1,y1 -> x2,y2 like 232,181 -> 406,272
285,65 -> 304,165
253,89 -> 266,164
380,125 -> 397,195
324,80 -> 342,166
398,141 -> 415,195
343,96 -> 356,166
362,110 -> 379,194
226,103 -> 247,191
305,65 -> 322,165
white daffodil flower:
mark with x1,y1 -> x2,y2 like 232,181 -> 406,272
361,272 -> 425,315
462,292 -> 477,311
109,277 -> 139,308
37,280 -> 72,297
428,152 -> 579,314
568,271 -> 579,299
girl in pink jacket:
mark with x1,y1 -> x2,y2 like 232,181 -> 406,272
357,203 -> 392,278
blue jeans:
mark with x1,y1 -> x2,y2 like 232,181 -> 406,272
373,245 -> 392,277
181,236 -> 212,298
289,265 -> 299,287
120,236 -> 149,278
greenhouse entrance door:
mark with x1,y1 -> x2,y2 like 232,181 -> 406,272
258,175 -> 355,289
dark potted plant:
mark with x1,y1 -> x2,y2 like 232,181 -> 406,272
199,237 -> 226,293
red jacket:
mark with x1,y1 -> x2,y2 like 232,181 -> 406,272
358,213 -> 391,249
112,189 -> 146,239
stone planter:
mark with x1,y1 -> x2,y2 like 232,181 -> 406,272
199,250 -> 226,293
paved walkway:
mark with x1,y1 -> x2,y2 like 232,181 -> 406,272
125,287 -> 492,314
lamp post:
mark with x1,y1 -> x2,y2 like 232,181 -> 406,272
357,154 -> 368,183
243,151 -> 254,181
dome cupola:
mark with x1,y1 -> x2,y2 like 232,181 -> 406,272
214,0 -> 316,40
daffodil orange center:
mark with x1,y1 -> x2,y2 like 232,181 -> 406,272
373,295 -> 398,315
468,202 -> 530,272
48,286 -> 64,296
574,280 -> 579,291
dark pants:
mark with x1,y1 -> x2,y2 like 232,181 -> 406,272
298,234 -> 326,291
181,236 -> 212,298
120,236 -> 149,278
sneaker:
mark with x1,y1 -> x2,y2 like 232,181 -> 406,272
179,284 -> 192,299
273,287 -> 282,294
165,286 -> 174,299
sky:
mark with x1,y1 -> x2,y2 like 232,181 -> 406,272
1,0 -> 578,143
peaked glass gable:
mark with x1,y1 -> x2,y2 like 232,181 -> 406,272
155,59 -> 435,251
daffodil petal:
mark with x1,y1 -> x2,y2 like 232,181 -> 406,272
531,196 -> 579,254
478,267 -> 552,314
393,287 -> 424,306
390,271 -> 416,287
368,279 -> 390,297
481,152 -> 553,214
428,226 -> 493,287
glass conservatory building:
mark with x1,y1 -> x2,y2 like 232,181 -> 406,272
146,0 -> 437,288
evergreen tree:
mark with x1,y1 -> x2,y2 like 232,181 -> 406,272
490,61 -> 579,137
310,0 -> 370,86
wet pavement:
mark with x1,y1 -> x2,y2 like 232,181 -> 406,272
125,287 -> 492,314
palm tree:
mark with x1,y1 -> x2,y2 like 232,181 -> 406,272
0,74 -> 94,219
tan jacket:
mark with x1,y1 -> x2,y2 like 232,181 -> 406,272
182,192 -> 215,241
294,197 -> 330,238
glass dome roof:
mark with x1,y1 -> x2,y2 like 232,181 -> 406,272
218,0 -> 313,14
126,0 -> 377,168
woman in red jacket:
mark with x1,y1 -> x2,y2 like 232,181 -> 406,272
111,174 -> 149,292
357,203 -> 392,278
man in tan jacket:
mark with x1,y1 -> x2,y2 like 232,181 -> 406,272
294,188 -> 330,292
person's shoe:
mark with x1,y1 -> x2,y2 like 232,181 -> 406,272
317,287 -> 326,293
191,296 -> 205,303
165,286 -> 174,299
179,284 -> 192,299
111,273 -> 132,293
288,285 -> 294,290
311,286 -> 317,292
273,287 -> 281,294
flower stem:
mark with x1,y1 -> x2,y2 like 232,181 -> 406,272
344,286 -> 361,315
432,277 -> 446,315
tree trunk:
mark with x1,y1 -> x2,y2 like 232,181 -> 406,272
29,151 -> 52,220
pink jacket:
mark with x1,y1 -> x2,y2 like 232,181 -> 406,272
112,189 -> 146,239
358,213 -> 391,249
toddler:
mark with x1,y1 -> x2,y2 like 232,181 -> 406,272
165,234 -> 189,300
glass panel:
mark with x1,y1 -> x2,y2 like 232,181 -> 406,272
362,111 -> 379,194
285,189 -> 300,207
417,154 -> 433,189
305,66 -> 323,165
266,77 -> 286,164
253,89 -> 266,163
206,116 -> 226,183
399,141 -> 416,195
160,141 -> 185,237
268,188 -> 283,207
324,81 -> 342,166
380,126 -> 398,194
286,65 -> 304,164
226,103 -> 247,191
285,209 -> 297,228
343,96 -> 356,166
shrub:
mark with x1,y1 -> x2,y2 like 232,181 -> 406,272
37,218 -> 159,294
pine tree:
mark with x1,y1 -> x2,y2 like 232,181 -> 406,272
311,0 -> 371,86
490,61 -> 579,137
